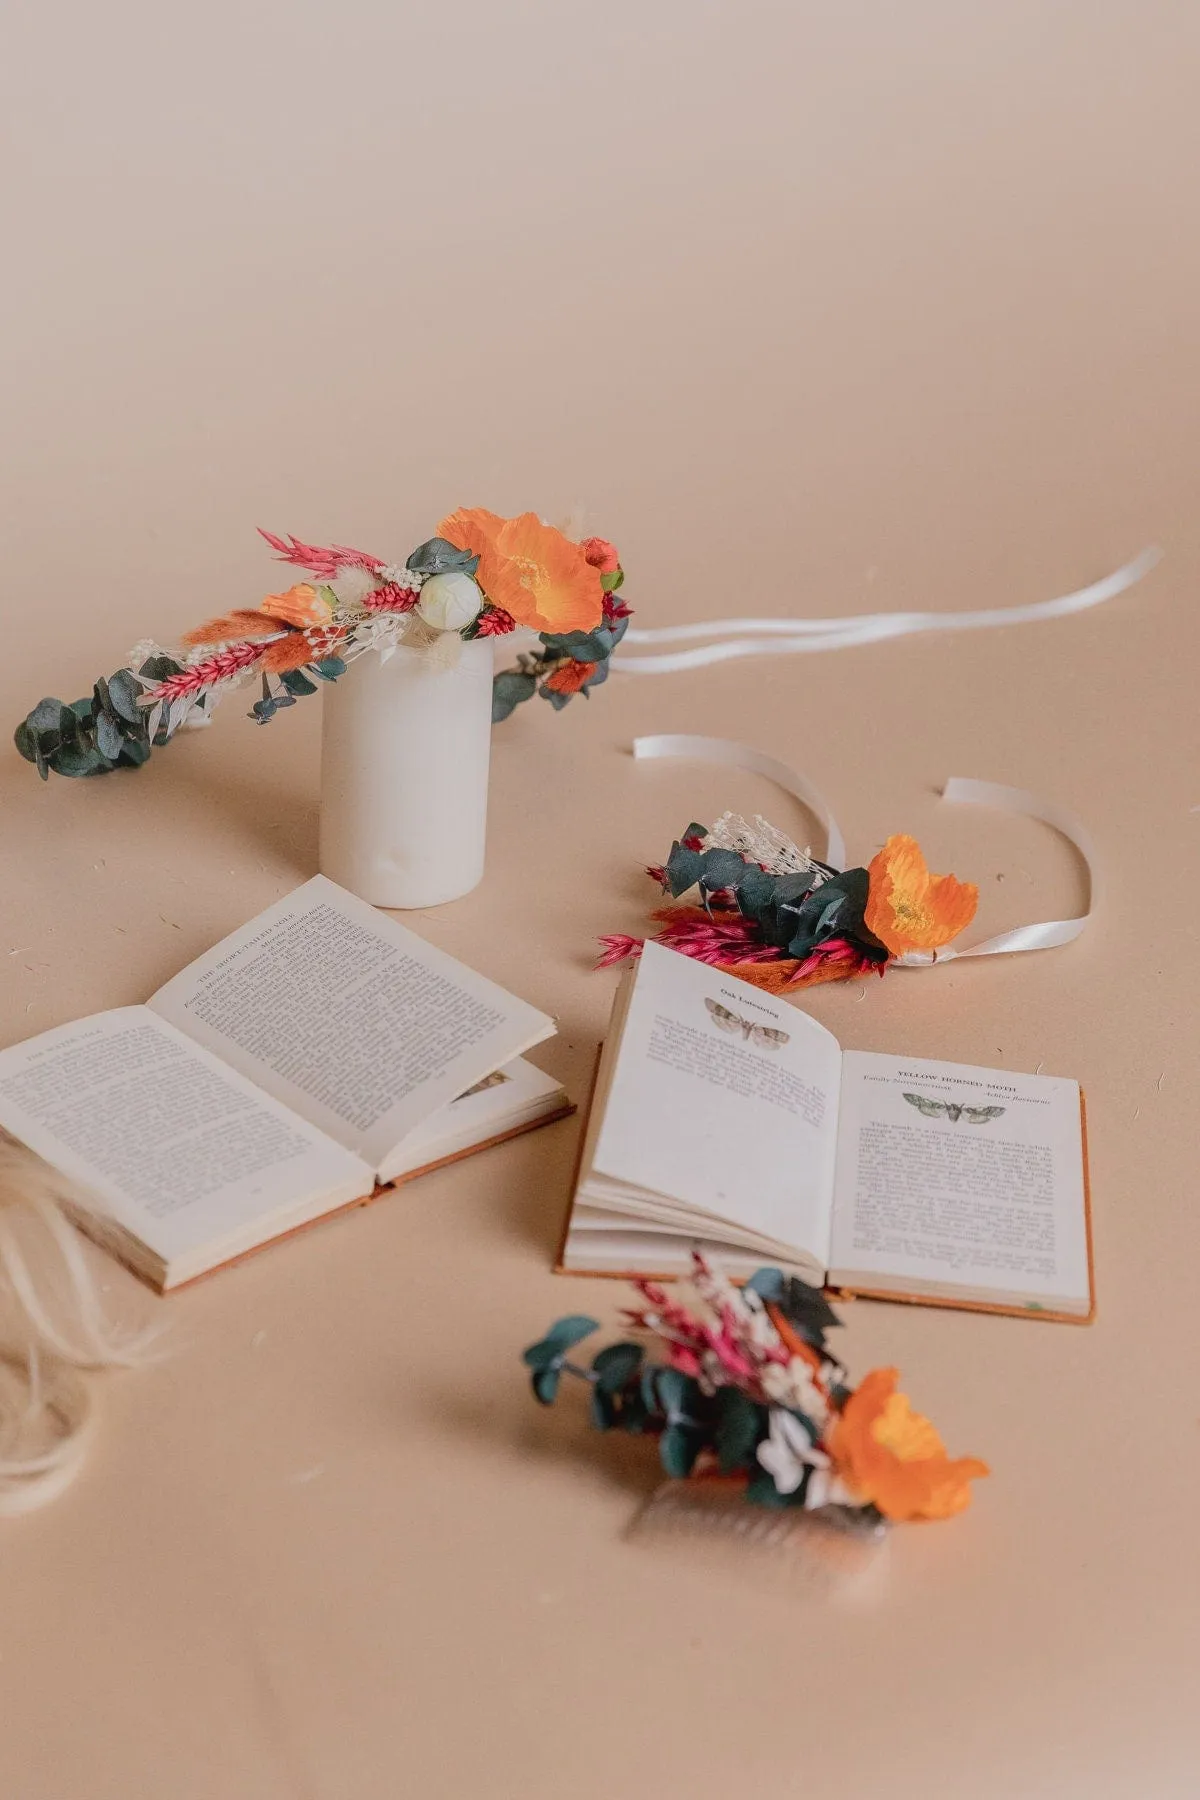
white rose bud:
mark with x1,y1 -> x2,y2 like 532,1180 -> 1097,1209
416,571 -> 483,633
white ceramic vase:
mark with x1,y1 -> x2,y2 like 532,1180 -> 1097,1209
318,638 -> 493,908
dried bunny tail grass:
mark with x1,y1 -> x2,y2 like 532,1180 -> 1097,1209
0,1135 -> 158,1516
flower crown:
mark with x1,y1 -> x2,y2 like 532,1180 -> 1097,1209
598,810 -> 977,990
525,1254 -> 988,1524
14,509 -> 630,781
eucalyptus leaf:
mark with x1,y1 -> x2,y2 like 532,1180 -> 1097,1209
521,1315 -> 600,1370
105,668 -> 144,724
491,670 -> 537,722
659,1424 -> 702,1479
715,1389 -> 765,1474
590,1386 -> 618,1430
312,657 -> 346,681
406,537 -> 480,577
51,743 -> 108,777
744,1267 -> 786,1304
27,698 -> 72,738
664,841 -> 704,898
539,627 -> 614,661
591,1341 -> 643,1394
280,669 -> 318,697
531,1367 -> 561,1405
745,1467 -> 801,1509
137,655 -> 183,684
696,848 -> 747,892
94,711 -> 123,761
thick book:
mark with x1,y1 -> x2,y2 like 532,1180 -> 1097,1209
559,942 -> 1094,1323
0,876 -> 571,1291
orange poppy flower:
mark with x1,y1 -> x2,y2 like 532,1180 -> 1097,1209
864,834 -> 977,958
543,659 -> 597,695
438,509 -> 603,635
829,1367 -> 989,1522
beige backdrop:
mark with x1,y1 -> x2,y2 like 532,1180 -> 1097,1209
3,3 -> 1199,1796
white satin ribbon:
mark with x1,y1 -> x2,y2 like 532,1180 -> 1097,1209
633,734 -> 847,869
893,778 -> 1095,966
614,547 -> 1159,673
631,736 -> 1094,966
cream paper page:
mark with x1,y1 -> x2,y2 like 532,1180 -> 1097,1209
149,876 -> 554,1170
590,943 -> 842,1262
829,1051 -> 1088,1304
0,1009 -> 372,1264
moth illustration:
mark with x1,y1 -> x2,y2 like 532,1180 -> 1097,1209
903,1091 -> 1006,1125
705,998 -> 790,1050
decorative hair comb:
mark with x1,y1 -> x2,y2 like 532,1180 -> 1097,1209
523,1254 -> 988,1537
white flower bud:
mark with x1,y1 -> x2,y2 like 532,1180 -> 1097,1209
416,571 -> 483,633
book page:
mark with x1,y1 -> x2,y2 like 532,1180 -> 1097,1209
148,876 -> 554,1169
0,1009 -> 372,1269
589,944 -> 842,1263
830,1051 -> 1089,1309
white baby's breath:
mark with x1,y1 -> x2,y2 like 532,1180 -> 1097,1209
379,563 -> 424,590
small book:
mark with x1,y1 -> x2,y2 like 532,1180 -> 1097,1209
0,876 -> 570,1291
560,943 -> 1094,1323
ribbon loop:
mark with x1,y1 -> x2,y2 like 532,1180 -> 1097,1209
897,777 -> 1095,964
633,734 -> 846,870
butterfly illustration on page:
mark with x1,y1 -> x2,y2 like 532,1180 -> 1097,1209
705,998 -> 791,1050
903,1092 -> 1006,1125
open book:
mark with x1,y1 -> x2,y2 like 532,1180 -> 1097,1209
0,877 -> 570,1291
561,943 -> 1093,1322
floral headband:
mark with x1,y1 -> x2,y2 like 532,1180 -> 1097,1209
525,1254 -> 988,1525
14,509 -> 631,781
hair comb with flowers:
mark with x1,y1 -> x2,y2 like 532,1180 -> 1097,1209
14,510 -> 630,780
524,1255 -> 988,1527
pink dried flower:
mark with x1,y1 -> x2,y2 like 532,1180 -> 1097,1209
645,907 -> 787,967
257,529 -> 384,580
143,640 -> 267,702
596,934 -> 645,969
473,605 -> 517,637
787,939 -> 882,985
362,581 -> 420,614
